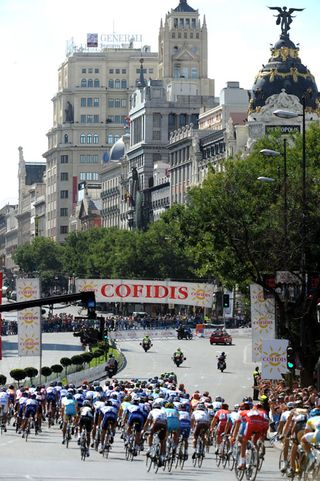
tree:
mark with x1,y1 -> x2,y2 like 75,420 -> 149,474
10,369 -> 26,386
40,366 -> 52,382
70,355 -> 84,368
0,374 -> 7,386
60,357 -> 72,376
24,367 -> 38,384
50,364 -> 63,375
81,352 -> 94,366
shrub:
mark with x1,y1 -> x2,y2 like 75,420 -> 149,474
40,366 -> 52,381
24,367 -> 38,383
10,369 -> 26,386
50,364 -> 63,374
0,374 -> 7,386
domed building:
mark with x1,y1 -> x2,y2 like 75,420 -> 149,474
247,7 -> 320,149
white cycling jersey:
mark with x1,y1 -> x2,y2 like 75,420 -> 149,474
192,410 -> 210,423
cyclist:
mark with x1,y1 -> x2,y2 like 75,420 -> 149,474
46,383 -> 58,424
61,392 -> 77,444
21,393 -> 40,438
164,401 -> 180,452
144,400 -> 168,466
178,403 -> 191,460
99,399 -> 118,453
211,402 -> 230,455
191,403 -> 210,458
78,399 -> 94,457
123,398 -> 147,453
300,405 -> 320,468
0,387 -> 9,432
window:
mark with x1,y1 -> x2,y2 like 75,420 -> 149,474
88,68 -> 93,74
60,172 -> 68,181
60,190 -> 68,199
93,134 -> 99,144
115,68 -> 120,74
64,134 -> 68,144
80,115 -> 86,123
153,113 -> 161,128
88,79 -> 93,87
87,134 -> 92,144
108,134 -> 113,144
115,98 -> 121,108
115,79 -> 120,89
114,134 -> 120,142
93,97 -> 99,107
81,98 -> 86,107
122,68 -> 126,74
196,33 -> 199,38
192,18 -> 196,28
87,98 -> 93,107
87,115 -> 94,123
81,79 -> 87,87
80,134 -> 86,144
186,18 -> 190,28
108,79 -> 114,88
80,172 -> 99,181
114,115 -> 121,124
60,226 -> 68,234
191,67 -> 198,79
172,33 -> 176,38
109,69 -> 114,74
179,18 -> 184,27
60,208 -> 68,216
108,98 -> 114,108
95,68 -> 99,73
149,68 -> 154,74
121,115 -> 127,124
82,68 -> 86,74
80,154 -> 98,163
60,155 -> 68,163
152,130 -> 161,140
190,32 -> 193,38
94,79 -> 100,87
121,99 -> 127,108
121,79 -> 127,88
94,115 -> 99,123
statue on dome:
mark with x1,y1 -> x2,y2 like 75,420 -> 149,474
268,6 -> 304,36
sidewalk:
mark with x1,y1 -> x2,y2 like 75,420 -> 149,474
0,332 -> 83,382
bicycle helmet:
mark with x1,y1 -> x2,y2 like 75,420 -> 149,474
152,400 -> 162,409
197,403 -> 206,410
83,400 -> 91,407
309,408 -> 320,417
215,396 -> 222,402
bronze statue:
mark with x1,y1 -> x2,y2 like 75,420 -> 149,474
268,6 -> 304,36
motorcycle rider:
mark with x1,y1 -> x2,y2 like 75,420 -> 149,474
217,352 -> 226,369
105,354 -> 118,377
142,335 -> 152,349
173,348 -> 185,364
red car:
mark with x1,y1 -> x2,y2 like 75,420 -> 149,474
210,330 -> 232,345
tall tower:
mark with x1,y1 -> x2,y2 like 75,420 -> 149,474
158,0 -> 214,97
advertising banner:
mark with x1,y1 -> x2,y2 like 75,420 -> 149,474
76,279 -> 215,308
261,339 -> 288,380
17,278 -> 41,356
250,283 -> 275,362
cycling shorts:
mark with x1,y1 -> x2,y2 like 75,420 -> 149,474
24,407 -> 37,419
80,416 -> 93,432
217,421 -> 227,436
167,417 -> 180,433
102,412 -> 117,431
243,421 -> 268,441
128,413 -> 145,432
46,394 -> 56,403
180,420 -> 191,439
303,430 -> 320,445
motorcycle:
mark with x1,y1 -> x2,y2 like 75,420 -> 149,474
177,329 -> 193,340
172,354 -> 186,367
217,358 -> 226,372
105,364 -> 117,378
140,341 -> 153,352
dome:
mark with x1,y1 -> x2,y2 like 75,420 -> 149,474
109,137 -> 125,161
174,0 -> 196,13
249,34 -> 319,113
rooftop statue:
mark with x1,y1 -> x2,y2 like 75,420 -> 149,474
268,6 -> 304,36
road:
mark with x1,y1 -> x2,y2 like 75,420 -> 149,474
0,335 -> 284,481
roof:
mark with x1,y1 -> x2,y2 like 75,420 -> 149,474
230,112 -> 247,125
25,163 -> 46,185
174,0 -> 196,13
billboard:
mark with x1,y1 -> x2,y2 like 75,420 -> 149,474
250,283 -> 275,362
261,339 -> 288,380
87,33 -> 98,48
76,279 -> 215,308
17,278 -> 41,356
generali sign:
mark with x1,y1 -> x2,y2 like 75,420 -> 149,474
76,279 -> 215,308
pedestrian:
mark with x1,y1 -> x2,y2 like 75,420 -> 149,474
253,366 -> 261,401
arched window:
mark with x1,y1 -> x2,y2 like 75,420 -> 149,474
93,134 -> 99,144
108,134 -> 113,144
87,134 -> 93,144
64,134 -> 68,144
94,79 -> 100,87
114,134 -> 120,142
81,79 -> 87,87
87,79 -> 93,87
108,79 -> 114,88
115,79 -> 120,89
80,133 -> 86,144
121,79 -> 127,89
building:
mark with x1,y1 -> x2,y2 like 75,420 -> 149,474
43,43 -> 159,242
0,204 -> 18,273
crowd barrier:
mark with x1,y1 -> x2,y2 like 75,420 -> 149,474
111,327 -> 251,342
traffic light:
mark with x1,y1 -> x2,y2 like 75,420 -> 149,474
81,291 -> 96,320
286,346 -> 295,371
223,294 -> 230,308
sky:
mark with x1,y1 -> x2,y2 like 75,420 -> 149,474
0,0 -> 319,206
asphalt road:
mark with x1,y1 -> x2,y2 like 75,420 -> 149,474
0,335 -> 284,481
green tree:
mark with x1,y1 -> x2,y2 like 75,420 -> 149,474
10,369 -> 26,386
23,367 -> 38,384
60,357 -> 72,376
40,366 -> 52,382
50,364 -> 63,375
0,374 -> 7,386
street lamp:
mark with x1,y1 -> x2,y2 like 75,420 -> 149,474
259,138 -> 288,257
273,97 -> 306,283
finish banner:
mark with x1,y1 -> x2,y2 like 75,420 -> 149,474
250,284 -> 275,362
261,339 -> 288,380
76,279 -> 215,308
17,278 -> 41,356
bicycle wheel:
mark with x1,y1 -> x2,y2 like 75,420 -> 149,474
146,449 -> 153,472
257,442 -> 265,471
66,427 -> 70,448
222,438 -> 231,469
234,449 -> 245,481
166,443 -> 175,472
197,439 -> 204,468
25,426 -> 30,442
154,446 -> 161,473
245,447 -> 258,481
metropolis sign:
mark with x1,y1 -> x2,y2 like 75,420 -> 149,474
76,279 -> 215,307
265,125 -> 301,134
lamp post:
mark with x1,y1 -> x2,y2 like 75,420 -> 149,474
273,97 -> 306,285
259,138 -> 288,258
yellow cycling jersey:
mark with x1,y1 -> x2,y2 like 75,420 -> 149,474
306,415 -> 320,431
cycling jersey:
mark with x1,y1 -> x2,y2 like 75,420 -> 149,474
306,415 -> 320,431
192,410 -> 210,424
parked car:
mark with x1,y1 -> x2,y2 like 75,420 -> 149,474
210,330 -> 232,345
